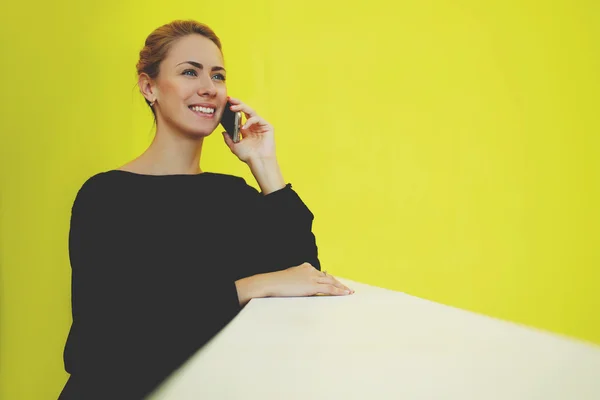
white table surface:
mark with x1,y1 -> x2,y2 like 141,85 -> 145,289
147,278 -> 600,399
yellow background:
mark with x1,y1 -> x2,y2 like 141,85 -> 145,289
1,0 -> 598,398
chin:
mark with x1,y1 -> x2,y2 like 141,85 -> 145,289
180,119 -> 219,138
185,128 -> 215,138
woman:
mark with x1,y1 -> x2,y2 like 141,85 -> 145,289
58,20 -> 353,399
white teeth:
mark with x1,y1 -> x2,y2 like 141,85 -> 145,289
190,106 -> 215,114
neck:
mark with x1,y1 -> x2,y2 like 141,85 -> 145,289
134,125 -> 205,175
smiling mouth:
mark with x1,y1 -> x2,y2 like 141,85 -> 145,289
188,105 -> 216,117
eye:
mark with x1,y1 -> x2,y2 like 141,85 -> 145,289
212,73 -> 226,81
182,69 -> 197,76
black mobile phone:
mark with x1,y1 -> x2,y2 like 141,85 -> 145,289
220,101 -> 242,143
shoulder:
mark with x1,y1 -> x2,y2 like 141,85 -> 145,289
76,171 -> 119,197
71,171 -> 127,212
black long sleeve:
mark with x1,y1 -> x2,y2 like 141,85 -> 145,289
231,182 -> 321,279
59,171 -> 320,399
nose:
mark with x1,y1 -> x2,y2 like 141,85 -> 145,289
197,73 -> 217,97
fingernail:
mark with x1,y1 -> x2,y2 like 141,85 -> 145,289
344,290 -> 350,294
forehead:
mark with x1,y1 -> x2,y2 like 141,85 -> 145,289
164,34 -> 223,67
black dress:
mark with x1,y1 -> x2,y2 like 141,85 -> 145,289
58,170 -> 320,399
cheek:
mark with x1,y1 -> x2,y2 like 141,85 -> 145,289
163,81 -> 193,101
217,87 -> 228,104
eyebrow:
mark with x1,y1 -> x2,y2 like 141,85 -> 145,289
176,61 -> 225,72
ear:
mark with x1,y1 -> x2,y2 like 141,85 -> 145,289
138,73 -> 158,103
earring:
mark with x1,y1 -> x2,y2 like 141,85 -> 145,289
150,99 -> 156,107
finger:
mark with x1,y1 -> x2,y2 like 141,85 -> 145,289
242,115 -> 266,130
221,131 -> 234,149
330,276 -> 354,293
229,102 -> 257,119
317,276 -> 353,293
227,96 -> 241,104
318,284 -> 351,296
317,274 -> 354,293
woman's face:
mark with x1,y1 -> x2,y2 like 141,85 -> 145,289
150,34 -> 227,137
